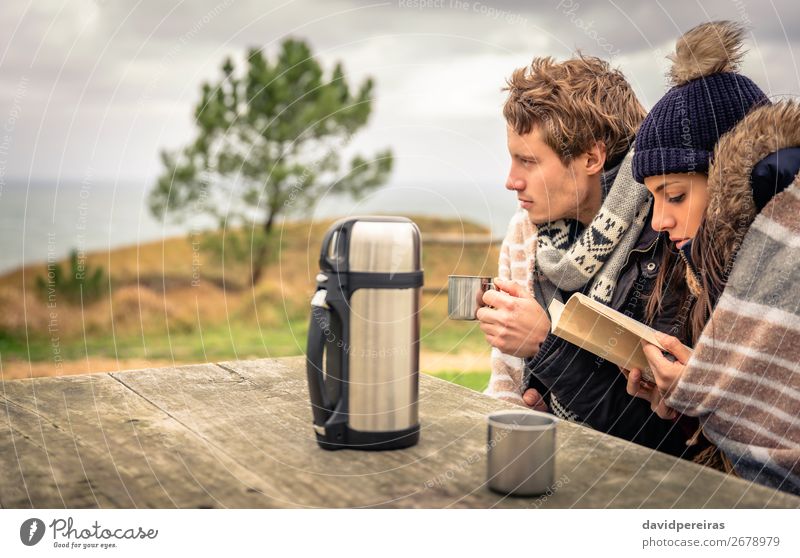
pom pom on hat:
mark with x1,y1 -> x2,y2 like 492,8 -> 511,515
668,21 -> 747,86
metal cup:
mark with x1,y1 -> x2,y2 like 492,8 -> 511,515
486,410 -> 557,496
447,275 -> 495,320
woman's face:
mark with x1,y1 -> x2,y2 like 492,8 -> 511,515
644,173 -> 709,249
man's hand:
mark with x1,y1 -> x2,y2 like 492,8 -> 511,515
641,332 -> 692,397
522,388 -> 548,412
476,278 -> 550,358
620,367 -> 677,420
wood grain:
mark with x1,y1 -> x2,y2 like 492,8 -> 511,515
1,357 -> 797,508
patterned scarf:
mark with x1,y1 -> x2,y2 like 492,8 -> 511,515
532,151 -> 652,310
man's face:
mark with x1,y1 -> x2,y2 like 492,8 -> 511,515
505,124 -> 593,225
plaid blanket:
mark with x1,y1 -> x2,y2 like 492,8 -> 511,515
667,185 -> 800,494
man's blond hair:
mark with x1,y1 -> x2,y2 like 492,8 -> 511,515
503,54 -> 645,165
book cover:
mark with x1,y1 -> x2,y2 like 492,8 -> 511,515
548,293 -> 691,385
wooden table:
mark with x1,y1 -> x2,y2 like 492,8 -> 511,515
2,357 -> 798,508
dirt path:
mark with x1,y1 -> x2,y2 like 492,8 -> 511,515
420,349 -> 491,373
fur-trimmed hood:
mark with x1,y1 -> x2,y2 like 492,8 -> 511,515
703,100 -> 800,255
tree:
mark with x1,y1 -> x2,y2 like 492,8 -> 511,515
35,249 -> 105,305
149,38 -> 393,284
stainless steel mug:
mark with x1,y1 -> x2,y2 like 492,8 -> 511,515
486,410 -> 557,496
448,275 -> 495,320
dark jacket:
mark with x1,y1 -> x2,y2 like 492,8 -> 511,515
524,210 -> 701,459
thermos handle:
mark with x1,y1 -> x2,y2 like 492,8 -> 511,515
306,303 -> 332,426
319,225 -> 345,272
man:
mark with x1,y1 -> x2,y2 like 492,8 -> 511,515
479,55 -> 695,457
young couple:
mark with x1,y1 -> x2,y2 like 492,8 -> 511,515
480,21 -> 800,495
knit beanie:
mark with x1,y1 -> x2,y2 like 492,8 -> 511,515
633,21 -> 769,183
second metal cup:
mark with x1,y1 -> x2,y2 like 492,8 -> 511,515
486,410 -> 557,496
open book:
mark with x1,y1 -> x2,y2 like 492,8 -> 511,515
548,293 -> 691,385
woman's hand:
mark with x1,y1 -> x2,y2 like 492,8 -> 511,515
640,332 -> 693,397
620,366 -> 677,420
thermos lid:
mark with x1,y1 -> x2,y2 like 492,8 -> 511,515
320,216 -> 421,274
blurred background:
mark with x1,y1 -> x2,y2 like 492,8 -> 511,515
1,0 -> 798,389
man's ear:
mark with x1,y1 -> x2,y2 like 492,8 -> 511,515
584,142 -> 607,176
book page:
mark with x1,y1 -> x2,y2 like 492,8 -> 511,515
572,293 -> 666,349
548,298 -> 565,327
549,297 -> 650,377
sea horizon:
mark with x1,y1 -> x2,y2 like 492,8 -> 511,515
0,177 -> 516,275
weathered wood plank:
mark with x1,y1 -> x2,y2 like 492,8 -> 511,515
0,370 -> 286,508
2,356 -> 798,509
225,358 -> 799,508
111,356 -> 798,508
110,361 -> 427,508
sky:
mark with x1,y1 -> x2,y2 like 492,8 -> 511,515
1,0 -> 799,190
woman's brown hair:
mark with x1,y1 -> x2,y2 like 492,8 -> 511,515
644,243 -> 696,343
686,194 -> 756,341
644,184 -> 755,345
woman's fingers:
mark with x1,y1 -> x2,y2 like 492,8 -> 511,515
625,368 -> 654,400
654,332 -> 693,364
653,400 -> 677,420
641,341 -> 672,367
622,365 -> 678,420
625,368 -> 640,396
641,340 -> 687,396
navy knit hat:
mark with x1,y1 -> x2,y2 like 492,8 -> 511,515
633,21 -> 769,183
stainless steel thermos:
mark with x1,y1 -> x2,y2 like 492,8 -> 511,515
306,216 -> 423,450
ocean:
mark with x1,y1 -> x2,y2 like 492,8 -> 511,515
0,178 -> 517,275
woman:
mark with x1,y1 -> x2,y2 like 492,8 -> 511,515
627,21 -> 800,494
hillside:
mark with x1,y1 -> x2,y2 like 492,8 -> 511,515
0,216 -> 499,383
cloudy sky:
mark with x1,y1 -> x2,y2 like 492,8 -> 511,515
1,0 -> 799,189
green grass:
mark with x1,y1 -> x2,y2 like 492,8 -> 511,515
427,370 -> 490,392
3,327 -> 493,393
420,320 -> 487,354
2,314 -> 489,365
0,321 -> 311,363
